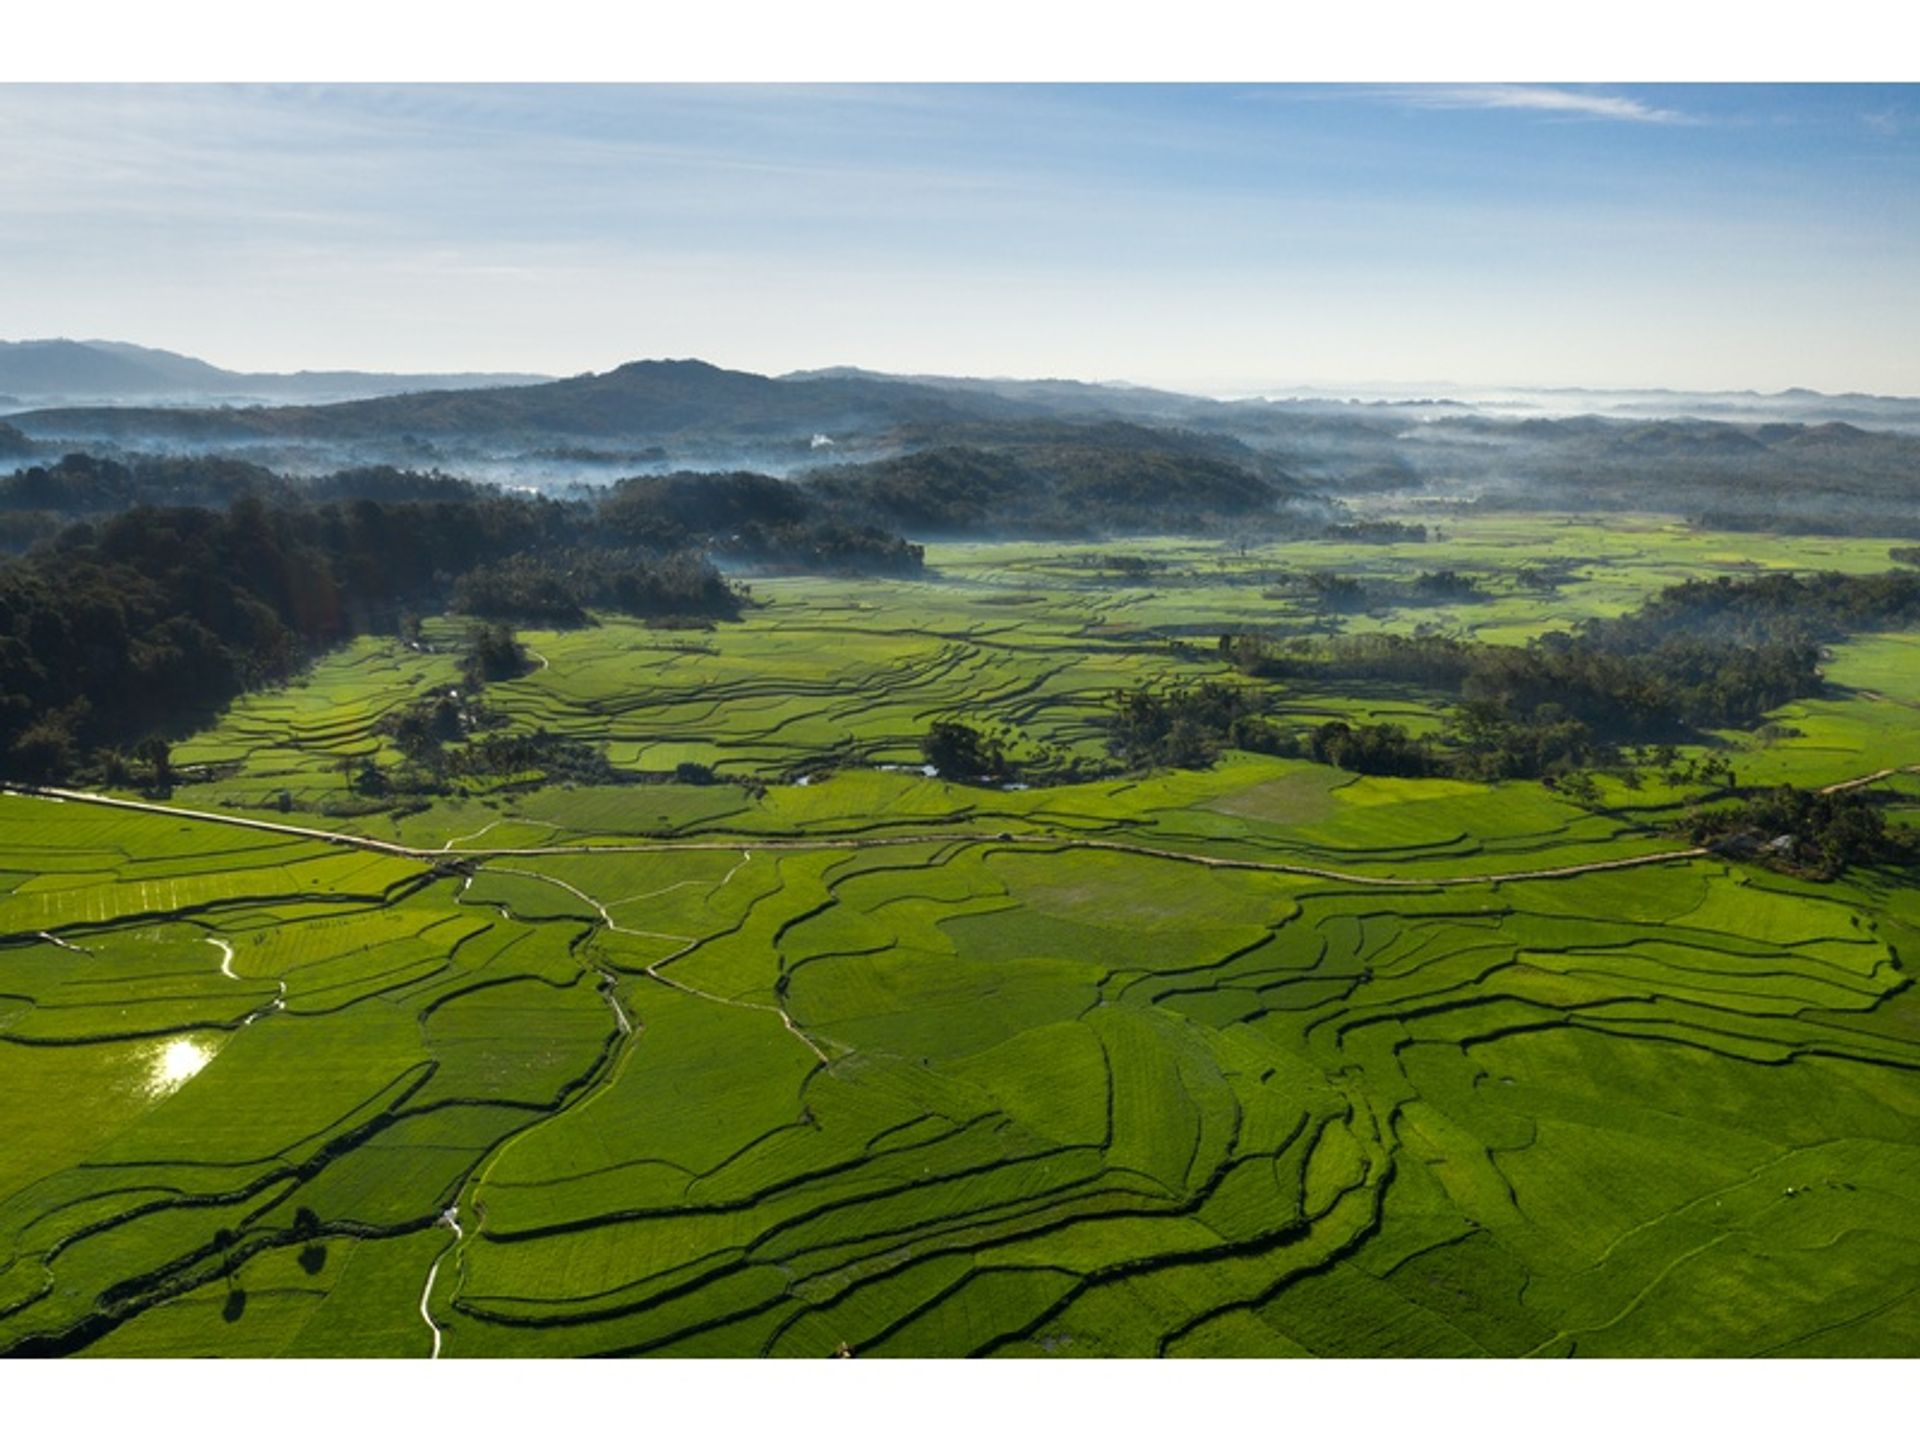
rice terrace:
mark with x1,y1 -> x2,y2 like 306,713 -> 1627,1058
4,77 -> 1920,1372
3,515 -> 1919,1359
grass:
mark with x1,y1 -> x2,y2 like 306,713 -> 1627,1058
3,515 -> 1919,1356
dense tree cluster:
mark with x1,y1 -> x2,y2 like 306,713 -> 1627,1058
1689,786 -> 1914,879
453,560 -> 588,625
1297,572 -> 1369,611
0,452 -> 173,514
920,720 -> 1009,780
598,471 -> 924,574
803,441 -> 1317,539
381,688 -> 472,761
1303,721 -> 1438,778
452,549 -> 742,626
0,453 -> 491,540
1105,682 -> 1293,769
459,623 -> 534,687
1258,569 -> 1489,614
598,470 -> 811,543
1412,569 -> 1481,599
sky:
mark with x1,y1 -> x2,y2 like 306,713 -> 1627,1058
2,83 -> 1917,396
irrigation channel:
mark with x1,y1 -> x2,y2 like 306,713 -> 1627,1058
420,1207 -> 462,1360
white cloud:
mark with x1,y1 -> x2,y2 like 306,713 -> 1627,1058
1863,107 -> 1905,137
1400,85 -> 1688,124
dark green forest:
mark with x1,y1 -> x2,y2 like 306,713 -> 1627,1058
804,438 -> 1319,537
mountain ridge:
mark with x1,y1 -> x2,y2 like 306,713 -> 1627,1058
0,339 -> 549,407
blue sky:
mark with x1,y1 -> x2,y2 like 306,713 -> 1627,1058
3,83 -> 1916,393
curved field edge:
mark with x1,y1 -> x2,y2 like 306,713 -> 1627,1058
1,773 -> 1917,1357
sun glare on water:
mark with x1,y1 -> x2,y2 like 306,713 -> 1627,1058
146,1038 -> 215,1096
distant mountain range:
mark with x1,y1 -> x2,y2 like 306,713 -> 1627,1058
14,347 -> 1920,454
4,346 -> 1919,537
2,358 -> 1049,450
13,339 -> 1920,434
0,339 -> 549,408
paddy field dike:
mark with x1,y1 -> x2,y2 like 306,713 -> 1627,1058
3,514 -> 1919,1358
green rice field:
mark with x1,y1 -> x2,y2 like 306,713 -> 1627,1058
4,514 -> 1919,1357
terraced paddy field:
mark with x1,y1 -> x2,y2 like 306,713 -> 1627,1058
4,518 -> 1920,1357
166,513 -> 1918,810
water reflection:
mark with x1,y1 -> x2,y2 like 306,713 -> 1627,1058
146,1037 -> 214,1096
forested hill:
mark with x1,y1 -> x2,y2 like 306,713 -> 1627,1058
1414,415 -> 1920,536
804,439 -> 1315,536
7,356 -> 1918,536
5,359 -> 1043,445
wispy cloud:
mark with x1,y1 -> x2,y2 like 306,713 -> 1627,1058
1399,85 -> 1688,125
1863,106 -> 1906,137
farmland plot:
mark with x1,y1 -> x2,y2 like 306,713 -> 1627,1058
4,523 -> 1919,1356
